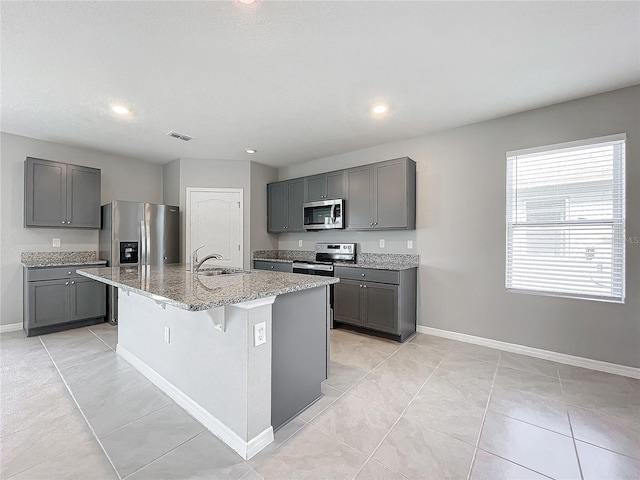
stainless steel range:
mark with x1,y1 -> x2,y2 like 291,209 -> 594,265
293,243 -> 356,326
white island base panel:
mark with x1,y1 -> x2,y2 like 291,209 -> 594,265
116,291 -> 275,460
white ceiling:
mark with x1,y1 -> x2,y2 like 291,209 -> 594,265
2,1 -> 639,168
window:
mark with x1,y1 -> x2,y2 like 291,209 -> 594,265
506,134 -> 625,303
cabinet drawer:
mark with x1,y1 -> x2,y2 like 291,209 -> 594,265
25,264 -> 103,282
253,260 -> 293,273
334,266 -> 399,284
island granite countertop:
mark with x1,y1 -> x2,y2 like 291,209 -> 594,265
77,264 -> 338,312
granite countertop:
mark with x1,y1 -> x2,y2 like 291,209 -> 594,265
252,251 -> 419,271
77,264 -> 338,312
21,251 -> 107,268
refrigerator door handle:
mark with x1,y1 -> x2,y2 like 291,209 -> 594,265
140,220 -> 146,266
145,222 -> 151,264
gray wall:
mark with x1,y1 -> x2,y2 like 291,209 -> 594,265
280,86 -> 640,368
250,161 -> 278,253
163,158 -> 277,267
0,132 -> 163,326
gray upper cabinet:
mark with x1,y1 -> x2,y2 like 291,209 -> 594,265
267,179 -> 304,233
304,171 -> 345,202
346,157 -> 416,230
25,157 -> 101,229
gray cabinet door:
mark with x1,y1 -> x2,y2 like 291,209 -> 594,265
305,174 -> 326,202
25,157 -> 67,227
363,282 -> 398,334
346,166 -> 374,229
253,260 -> 293,273
268,182 -> 288,232
326,171 -> 345,199
287,179 -> 305,232
28,279 -> 70,327
333,279 -> 364,326
67,164 -> 101,228
375,160 -> 407,229
71,278 -> 106,321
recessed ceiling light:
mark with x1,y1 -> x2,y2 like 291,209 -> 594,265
111,104 -> 131,115
238,0 -> 256,4
372,103 -> 389,115
245,149 -> 257,154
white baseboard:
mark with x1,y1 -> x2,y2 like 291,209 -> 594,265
416,325 -> 640,379
0,323 -> 22,333
117,345 -> 274,460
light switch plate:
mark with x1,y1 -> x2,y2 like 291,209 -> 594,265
298,240 -> 303,247
52,238 -> 61,247
407,240 -> 413,249
254,322 -> 266,346
164,326 -> 170,344
379,239 -> 385,248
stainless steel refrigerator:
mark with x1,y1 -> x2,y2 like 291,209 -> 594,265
99,201 -> 180,324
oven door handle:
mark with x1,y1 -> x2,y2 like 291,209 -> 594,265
293,263 -> 334,272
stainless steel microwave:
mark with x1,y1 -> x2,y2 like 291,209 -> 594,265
303,199 -> 344,230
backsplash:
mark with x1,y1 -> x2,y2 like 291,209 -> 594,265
252,250 -> 315,261
21,251 -> 100,267
252,250 -> 419,267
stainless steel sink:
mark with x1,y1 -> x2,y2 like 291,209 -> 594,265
197,268 -> 251,276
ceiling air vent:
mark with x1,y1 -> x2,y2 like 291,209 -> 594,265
167,131 -> 194,142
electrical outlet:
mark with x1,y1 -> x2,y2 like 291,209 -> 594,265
254,322 -> 266,346
52,238 -> 61,247
164,326 -> 170,344
298,240 -> 303,248
407,240 -> 413,249
379,239 -> 385,248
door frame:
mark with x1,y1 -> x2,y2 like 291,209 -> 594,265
185,187 -> 244,268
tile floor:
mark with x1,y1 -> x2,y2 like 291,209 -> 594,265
1,324 -> 639,479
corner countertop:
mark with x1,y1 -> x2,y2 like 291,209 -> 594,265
77,264 -> 338,312
21,251 -> 107,268
252,250 -> 419,271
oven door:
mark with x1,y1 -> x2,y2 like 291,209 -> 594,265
303,199 -> 344,230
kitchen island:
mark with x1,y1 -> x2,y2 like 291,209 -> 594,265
77,264 -> 338,459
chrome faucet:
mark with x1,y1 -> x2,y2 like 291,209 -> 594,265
191,245 -> 223,273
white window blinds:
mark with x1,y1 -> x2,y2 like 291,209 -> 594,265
506,134 -> 626,303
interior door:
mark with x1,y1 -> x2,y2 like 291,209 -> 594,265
187,188 -> 243,269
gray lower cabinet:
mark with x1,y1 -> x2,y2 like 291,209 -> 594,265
24,265 -> 106,336
253,260 -> 293,273
333,266 -> 416,341
267,179 -> 304,233
345,157 -> 416,230
24,157 -> 101,229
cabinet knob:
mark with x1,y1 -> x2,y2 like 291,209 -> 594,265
370,222 -> 373,226
363,285 -> 367,288
270,266 -> 274,269
61,221 -> 66,224
71,281 -> 75,285
361,273 -> 365,277
65,282 -> 69,286
68,271 -> 72,275
359,284 -> 362,288
374,222 -> 378,226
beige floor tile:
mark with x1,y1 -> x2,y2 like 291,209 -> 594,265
355,459 -> 407,480
127,431 -> 250,480
479,411 -> 580,479
7,440 -> 117,480
59,350 -> 131,387
297,383 -> 343,421
494,365 -> 564,401
576,440 -> 640,480
390,343 -> 445,371
470,450 -> 548,479
70,365 -> 150,408
488,384 -> 571,435
323,361 -> 368,391
331,342 -> 391,371
409,333 -> 455,353
353,334 -> 403,355
403,388 -> 486,445
81,382 -> 173,436
499,352 -> 560,378
423,367 -> 493,408
99,404 -> 204,478
448,342 -> 501,363
254,425 -> 367,480
311,393 -> 398,455
568,405 -> 640,459
373,417 -> 475,480
438,353 -> 498,378
248,417 -> 307,469
41,331 -> 113,370
0,411 -> 95,479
